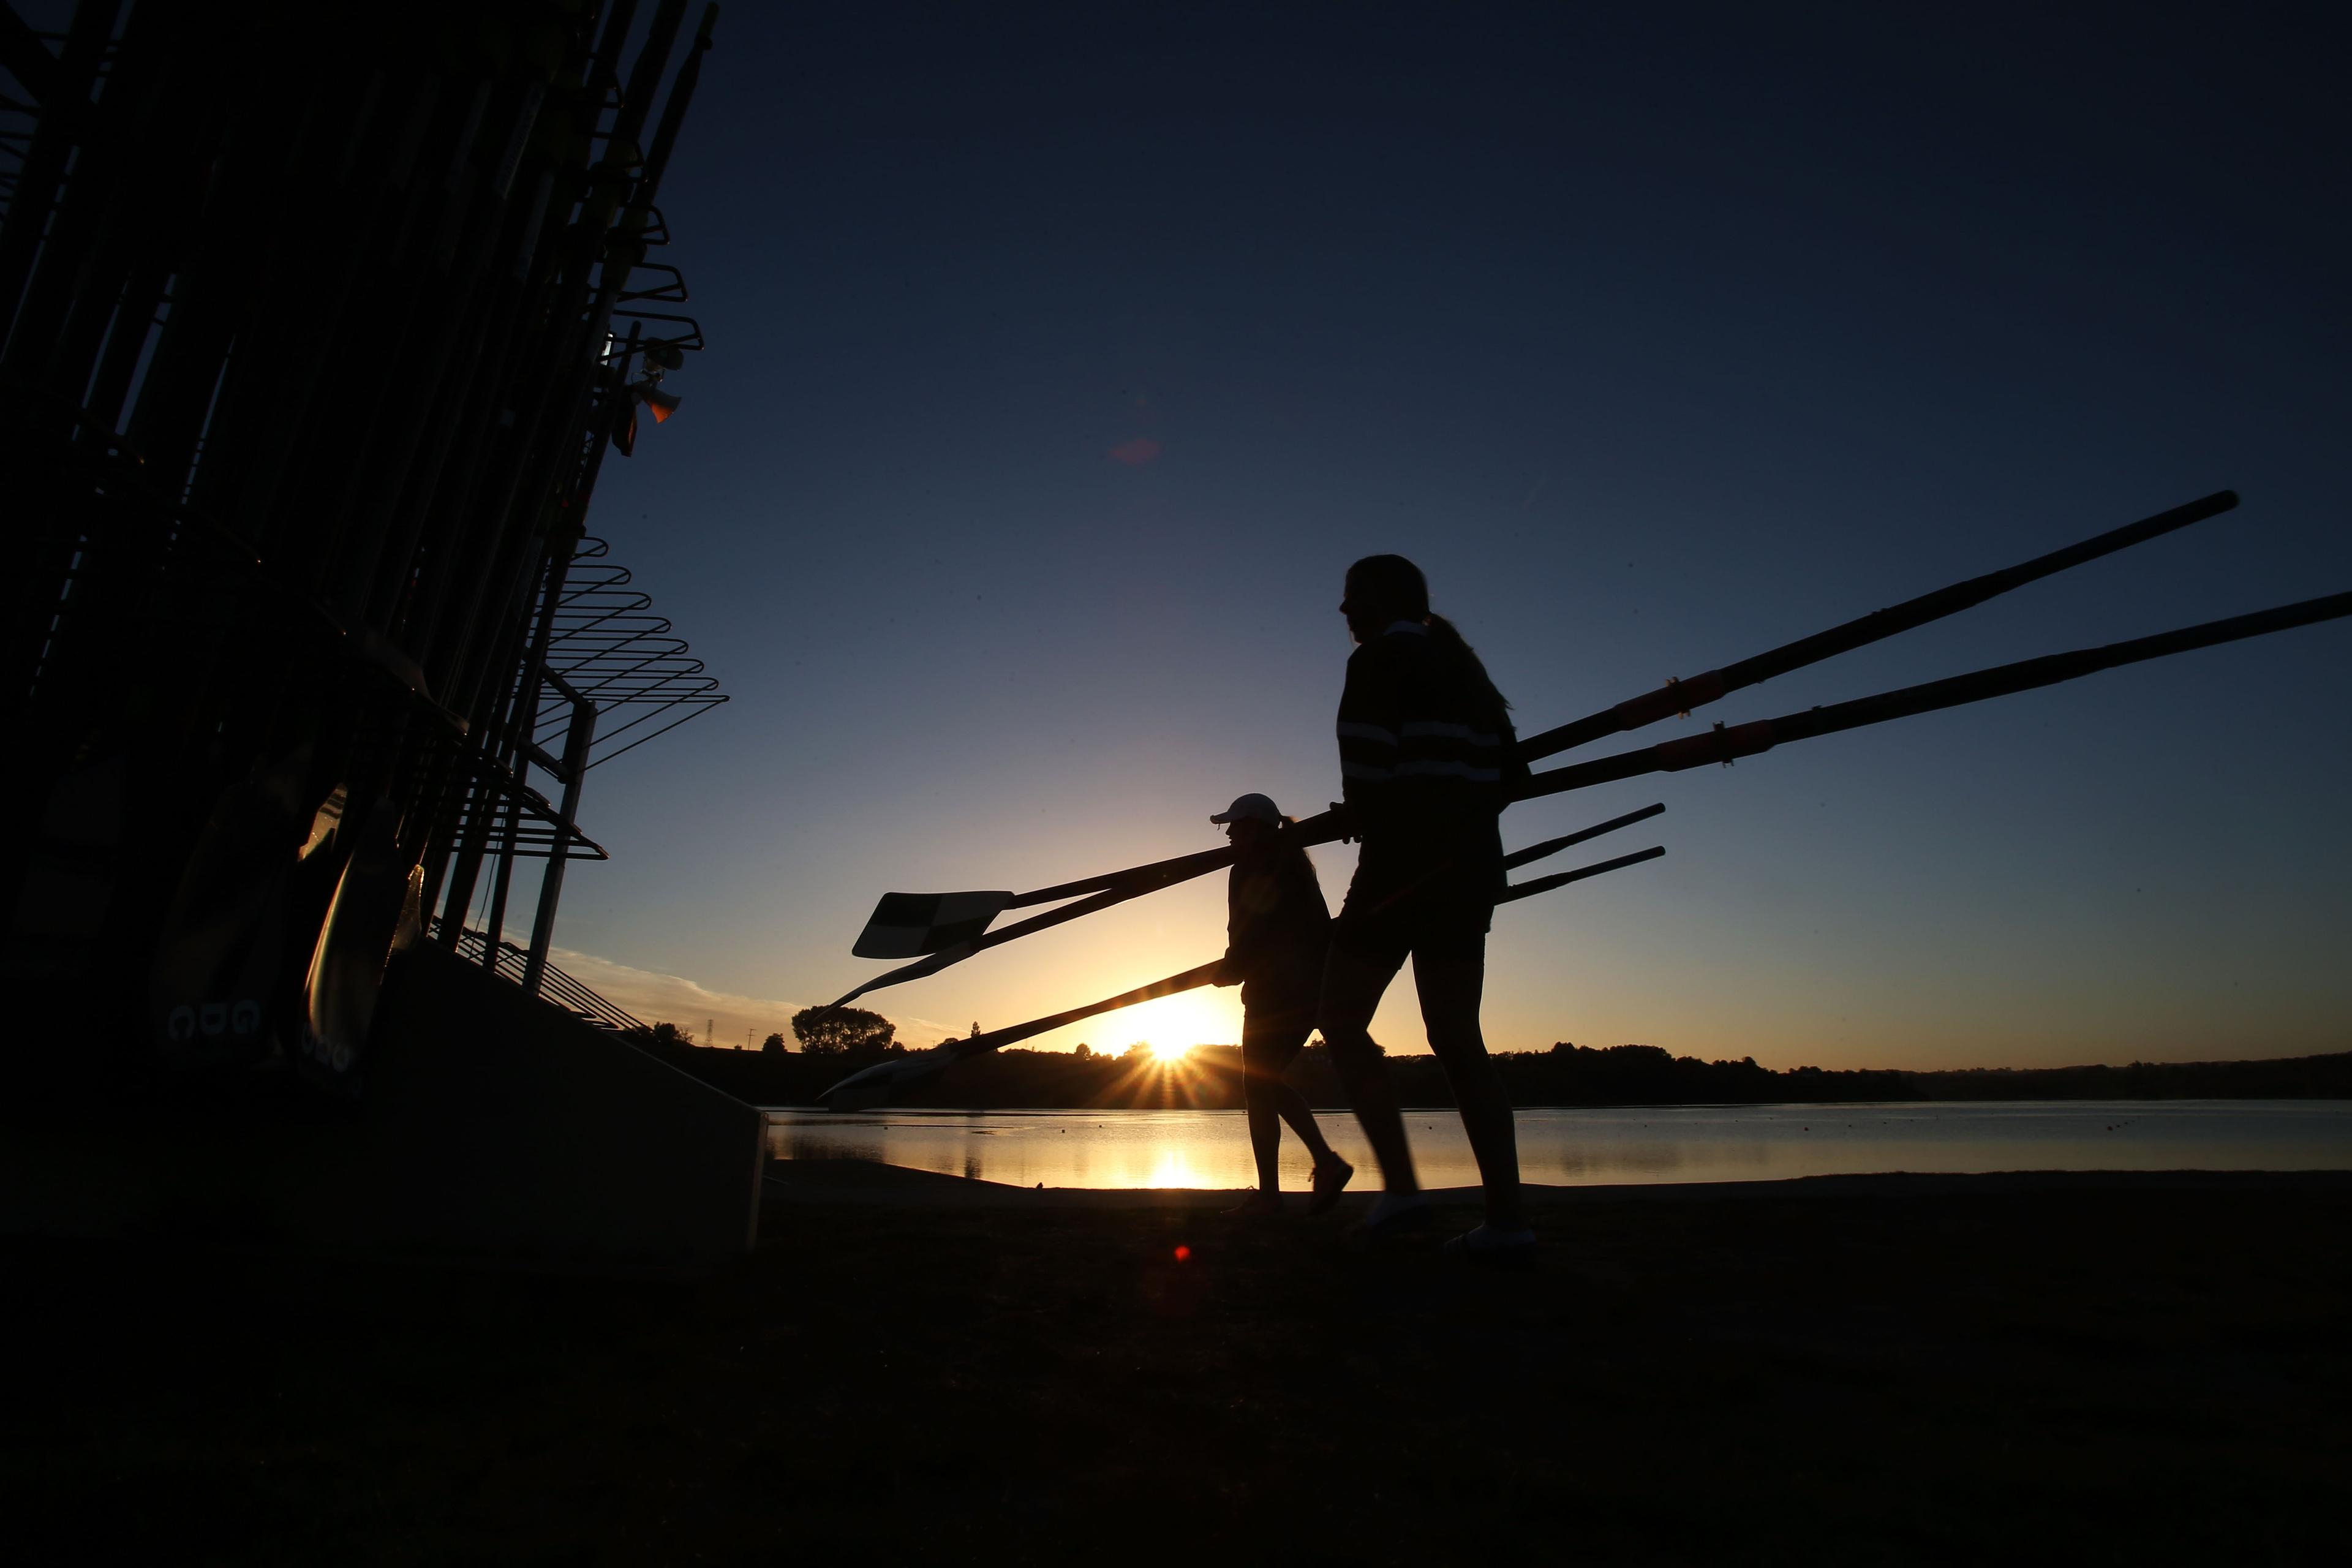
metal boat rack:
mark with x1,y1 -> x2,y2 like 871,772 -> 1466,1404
5,1 -> 733,1076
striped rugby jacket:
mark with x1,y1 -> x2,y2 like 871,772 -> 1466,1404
1336,621 -> 1523,868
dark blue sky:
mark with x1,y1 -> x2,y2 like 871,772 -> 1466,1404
521,2 -> 2349,1066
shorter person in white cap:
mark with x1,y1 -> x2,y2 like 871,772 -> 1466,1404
1210,791 -> 1354,1215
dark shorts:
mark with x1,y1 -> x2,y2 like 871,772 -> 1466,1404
1330,854 -> 1496,969
1240,1001 -> 1314,1081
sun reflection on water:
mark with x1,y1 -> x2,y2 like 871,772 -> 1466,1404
1145,1147 -> 1208,1188
769,1102 -> 2352,1191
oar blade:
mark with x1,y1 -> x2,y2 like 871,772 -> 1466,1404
851,890 -> 1011,958
817,1061 -> 900,1112
819,1046 -> 957,1112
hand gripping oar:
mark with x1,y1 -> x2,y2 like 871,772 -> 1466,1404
1513,590 -> 2352,802
819,841 -> 1665,1110
1517,489 -> 2240,763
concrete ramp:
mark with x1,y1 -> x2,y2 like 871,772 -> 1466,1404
1,944 -> 764,1269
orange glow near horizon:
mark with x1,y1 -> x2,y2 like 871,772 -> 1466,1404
1086,987 -> 1240,1061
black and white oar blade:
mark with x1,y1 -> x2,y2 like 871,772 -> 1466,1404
851,891 -> 1011,959
1499,845 -> 1665,903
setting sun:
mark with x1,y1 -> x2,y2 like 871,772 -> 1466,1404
1096,987 -> 1239,1063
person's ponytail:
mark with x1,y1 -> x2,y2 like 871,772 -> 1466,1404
1426,612 -> 1510,717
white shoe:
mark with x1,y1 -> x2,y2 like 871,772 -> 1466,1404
1346,1191 -> 1433,1246
1442,1223 -> 1537,1268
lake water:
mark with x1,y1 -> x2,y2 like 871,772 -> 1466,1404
766,1099 -> 2352,1190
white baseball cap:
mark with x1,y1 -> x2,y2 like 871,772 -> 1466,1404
1209,792 -> 1281,826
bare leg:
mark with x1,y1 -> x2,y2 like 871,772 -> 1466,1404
1414,952 -> 1523,1229
1318,943 -> 1418,1194
1242,1067 -> 1283,1194
1243,1014 -> 1336,1192
1272,1080 -> 1336,1167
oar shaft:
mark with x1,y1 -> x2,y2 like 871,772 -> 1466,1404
1009,843 -> 1238,909
1517,590 -> 2352,803
1518,490 -> 2239,763
826,848 -> 1660,1103
829,569 -> 2336,1004
1502,802 -> 1664,871
960,842 -> 1669,1056
822,882 -> 1137,1009
834,799 -> 1637,1005
945,960 -> 1224,1061
1498,844 -> 1665,903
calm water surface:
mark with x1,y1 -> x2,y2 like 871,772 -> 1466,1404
766,1099 -> 2352,1190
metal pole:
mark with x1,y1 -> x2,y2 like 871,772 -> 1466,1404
521,672 -> 595,997
480,796 -> 521,968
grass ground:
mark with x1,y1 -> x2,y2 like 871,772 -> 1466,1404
5,1173 -> 2347,1565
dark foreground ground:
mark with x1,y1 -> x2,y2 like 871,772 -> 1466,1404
6,1170 -> 2348,1566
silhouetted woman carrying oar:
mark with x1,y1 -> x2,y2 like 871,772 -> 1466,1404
1208,792 -> 1354,1216
1320,554 -> 1534,1265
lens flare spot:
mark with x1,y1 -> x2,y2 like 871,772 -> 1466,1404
1173,1245 -> 1191,1262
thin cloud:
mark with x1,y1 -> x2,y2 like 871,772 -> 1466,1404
548,948 -> 951,1049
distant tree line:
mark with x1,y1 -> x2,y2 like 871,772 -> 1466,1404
629,1023 -> 2352,1110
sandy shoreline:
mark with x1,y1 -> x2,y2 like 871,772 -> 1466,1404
11,1167 -> 2349,1562
763,1156 -> 2352,1208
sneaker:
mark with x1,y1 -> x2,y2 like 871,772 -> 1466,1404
1306,1155 -> 1355,1215
1345,1190 -> 1434,1246
1441,1223 -> 1537,1270
1221,1192 -> 1283,1218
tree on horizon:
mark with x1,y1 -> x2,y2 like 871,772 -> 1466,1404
791,1005 -> 895,1056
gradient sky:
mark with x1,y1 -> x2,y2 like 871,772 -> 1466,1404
482,2 -> 2349,1070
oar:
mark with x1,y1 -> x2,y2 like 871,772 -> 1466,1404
1515,590 -> 2352,802
840,792 -> 1668,991
820,960 -> 1223,1110
851,842 -> 1237,959
1502,802 -> 1663,871
1498,844 -> 1664,903
848,801 -> 1667,961
823,883 -> 1139,1011
829,584 -> 2344,1006
845,493 -> 2240,963
1517,489 -> 2239,763
818,843 -> 1666,1109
